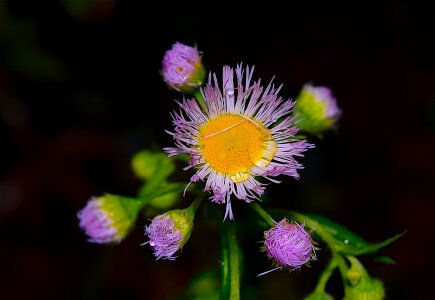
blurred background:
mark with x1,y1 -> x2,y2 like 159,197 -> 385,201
1,0 -> 435,299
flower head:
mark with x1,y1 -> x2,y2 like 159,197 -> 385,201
164,64 -> 313,219
294,84 -> 342,134
145,208 -> 195,260
162,42 -> 206,93
77,194 -> 141,244
263,219 -> 315,271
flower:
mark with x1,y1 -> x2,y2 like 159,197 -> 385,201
164,64 -> 313,219
145,207 -> 195,260
294,84 -> 342,134
77,194 -> 141,244
162,42 -> 206,93
263,218 -> 315,270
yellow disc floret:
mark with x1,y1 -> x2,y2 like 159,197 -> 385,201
198,114 -> 277,183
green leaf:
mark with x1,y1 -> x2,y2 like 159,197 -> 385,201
374,255 -> 396,265
274,210 -> 405,256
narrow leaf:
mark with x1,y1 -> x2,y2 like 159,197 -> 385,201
273,210 -> 405,256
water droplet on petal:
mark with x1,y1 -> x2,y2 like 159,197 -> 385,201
226,88 -> 234,96
150,241 -> 155,246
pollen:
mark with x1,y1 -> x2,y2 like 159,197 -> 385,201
198,114 -> 277,183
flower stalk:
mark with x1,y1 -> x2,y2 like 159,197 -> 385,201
220,223 -> 242,300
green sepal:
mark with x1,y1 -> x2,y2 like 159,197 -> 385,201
294,87 -> 334,134
177,62 -> 206,94
166,206 -> 196,249
97,193 -> 143,241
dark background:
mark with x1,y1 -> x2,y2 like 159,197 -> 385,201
1,0 -> 435,299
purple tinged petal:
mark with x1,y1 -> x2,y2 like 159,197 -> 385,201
77,198 -> 120,244
305,84 -> 342,120
164,63 -> 314,220
264,219 -> 314,269
162,42 -> 202,91
145,215 -> 183,260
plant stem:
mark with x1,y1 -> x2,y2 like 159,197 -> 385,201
228,227 -> 241,300
314,256 -> 338,293
251,203 -> 276,227
221,224 -> 241,300
193,89 -> 207,112
189,193 -> 205,213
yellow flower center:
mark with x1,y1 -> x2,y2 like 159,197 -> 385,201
198,114 -> 277,183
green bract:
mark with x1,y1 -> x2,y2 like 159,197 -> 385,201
98,194 -> 143,240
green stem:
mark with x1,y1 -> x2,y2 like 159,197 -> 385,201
314,256 -> 339,293
220,224 -> 241,300
193,88 -> 207,112
138,182 -> 186,205
251,203 -> 276,227
335,254 -> 349,277
187,193 -> 205,214
228,228 -> 240,300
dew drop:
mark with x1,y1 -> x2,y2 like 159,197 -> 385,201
226,89 -> 234,96
150,241 -> 155,246
344,239 -> 349,244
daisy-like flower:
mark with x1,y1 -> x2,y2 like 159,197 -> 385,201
77,194 -> 141,244
145,208 -> 195,260
164,64 -> 313,219
162,42 -> 206,93
294,84 -> 342,134
260,218 -> 316,276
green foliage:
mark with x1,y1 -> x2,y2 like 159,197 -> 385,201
304,291 -> 335,300
132,150 -> 184,210
286,211 -> 405,257
176,270 -> 219,300
262,209 -> 403,298
97,193 -> 143,240
340,256 -> 385,300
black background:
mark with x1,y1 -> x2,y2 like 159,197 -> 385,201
1,0 -> 435,299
